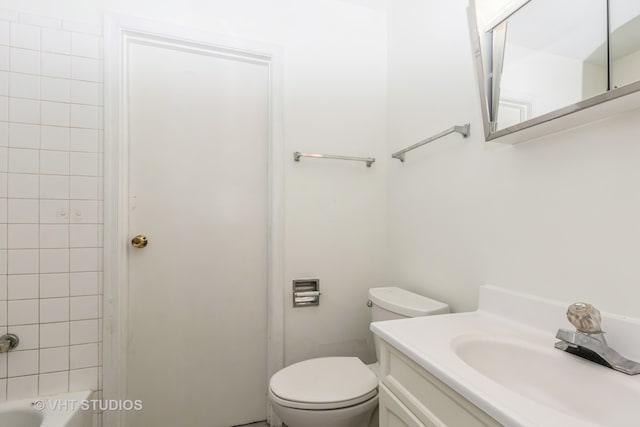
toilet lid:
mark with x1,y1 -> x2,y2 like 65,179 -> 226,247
269,357 -> 378,410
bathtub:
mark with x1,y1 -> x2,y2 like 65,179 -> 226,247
0,390 -> 93,427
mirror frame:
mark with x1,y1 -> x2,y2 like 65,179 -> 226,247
468,0 -> 640,144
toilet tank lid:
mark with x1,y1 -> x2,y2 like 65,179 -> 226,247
368,287 -> 449,317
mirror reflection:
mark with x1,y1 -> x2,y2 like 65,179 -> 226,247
471,0 -> 640,139
610,1 -> 640,89
493,0 -> 608,130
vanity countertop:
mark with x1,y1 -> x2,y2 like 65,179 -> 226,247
371,286 -> 640,427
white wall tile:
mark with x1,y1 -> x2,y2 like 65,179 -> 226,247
42,28 -> 71,54
69,128 -> 99,152
40,297 -> 69,323
0,95 -> 8,121
10,47 -> 39,74
40,175 -> 69,199
7,298 -> 38,324
0,378 -> 5,401
70,272 -> 97,296
8,349 -> 38,376
0,352 -> 6,380
40,346 -> 69,373
0,70 -> 9,95
8,198 -> 38,223
70,104 -> 100,129
8,173 -> 38,198
41,126 -> 69,151
70,152 -> 97,176
0,20 -> 9,45
69,367 -> 97,391
9,123 -> 39,148
0,198 -> 7,222
0,121 -> 8,146
40,150 -> 69,175
41,52 -> 70,78
0,273 -> 7,300
40,322 -> 69,348
70,248 -> 97,272
7,249 -> 38,274
8,323 -> 38,349
0,146 -> 6,172
70,295 -> 97,320
41,77 -> 70,103
8,148 -> 38,173
0,45 -> 9,71
9,72 -> 40,99
7,375 -> 38,399
0,223 -> 6,248
41,101 -> 69,127
39,371 -> 69,395
0,11 -> 19,22
69,200 -> 97,223
70,343 -> 97,369
71,57 -> 100,82
8,224 -> 38,249
0,274 -> 7,300
8,274 -> 39,299
0,8 -> 103,401
40,200 -> 69,224
71,80 -> 99,105
71,33 -> 100,58
9,98 -> 39,124
70,225 -> 97,248
19,14 -> 61,29
70,319 -> 97,344
40,248 -> 69,274
0,172 -> 7,197
40,273 -> 69,298
0,294 -> 7,324
63,21 -> 101,36
69,176 -> 96,200
10,23 -> 40,50
40,225 -> 69,249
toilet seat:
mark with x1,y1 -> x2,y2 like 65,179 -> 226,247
269,357 -> 379,410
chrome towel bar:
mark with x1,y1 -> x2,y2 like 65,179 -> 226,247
294,151 -> 375,167
391,123 -> 470,162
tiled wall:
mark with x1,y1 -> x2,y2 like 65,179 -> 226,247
0,9 -> 103,405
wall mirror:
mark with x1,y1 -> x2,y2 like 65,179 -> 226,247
468,0 -> 640,143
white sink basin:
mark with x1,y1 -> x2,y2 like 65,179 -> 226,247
453,335 -> 640,426
371,285 -> 640,427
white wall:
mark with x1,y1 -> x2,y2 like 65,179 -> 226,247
0,0 -> 388,378
387,0 -> 640,319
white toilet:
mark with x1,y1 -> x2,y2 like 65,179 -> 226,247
269,287 -> 450,427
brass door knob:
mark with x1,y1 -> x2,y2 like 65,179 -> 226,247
131,235 -> 148,248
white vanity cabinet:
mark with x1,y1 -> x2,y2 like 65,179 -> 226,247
377,339 -> 503,427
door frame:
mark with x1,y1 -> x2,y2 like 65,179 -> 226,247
102,15 -> 284,427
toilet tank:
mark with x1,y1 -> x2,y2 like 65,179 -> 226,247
368,287 -> 449,363
368,287 -> 450,322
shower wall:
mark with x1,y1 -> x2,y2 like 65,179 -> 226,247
0,9 -> 104,424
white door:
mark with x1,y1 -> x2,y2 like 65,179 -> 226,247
124,37 -> 269,427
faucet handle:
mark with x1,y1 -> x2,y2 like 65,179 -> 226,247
566,302 -> 602,333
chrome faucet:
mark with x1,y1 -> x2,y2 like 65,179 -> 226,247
555,302 -> 640,375
0,333 -> 19,353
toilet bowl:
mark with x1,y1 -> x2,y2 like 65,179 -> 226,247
269,357 -> 378,427
269,287 -> 449,427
